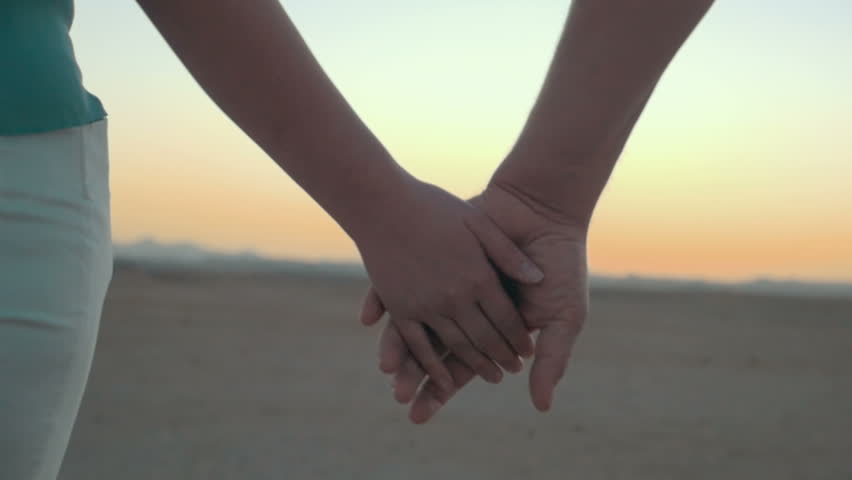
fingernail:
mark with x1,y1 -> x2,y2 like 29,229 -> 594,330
522,261 -> 544,283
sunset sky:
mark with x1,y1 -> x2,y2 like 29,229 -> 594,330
69,1 -> 852,282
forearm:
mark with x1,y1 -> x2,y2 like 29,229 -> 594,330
491,0 -> 714,228
136,0 -> 410,236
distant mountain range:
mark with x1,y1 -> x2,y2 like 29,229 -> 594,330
113,238 -> 852,299
113,238 -> 365,277
589,274 -> 851,300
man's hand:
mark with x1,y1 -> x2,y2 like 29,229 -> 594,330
361,0 -> 714,424
354,178 -> 545,394
362,185 -> 590,422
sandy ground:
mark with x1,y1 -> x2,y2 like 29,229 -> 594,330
60,266 -> 852,479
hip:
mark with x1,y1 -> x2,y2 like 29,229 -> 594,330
0,119 -> 113,319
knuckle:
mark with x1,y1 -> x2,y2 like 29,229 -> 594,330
421,357 -> 442,370
461,210 -> 483,231
399,303 -> 427,321
466,354 -> 491,373
493,243 -> 513,262
471,359 -> 491,376
447,338 -> 470,353
469,337 -> 489,355
437,288 -> 463,312
494,312 -> 518,330
477,335 -> 503,354
469,274 -> 494,296
559,317 -> 585,338
509,326 -> 530,343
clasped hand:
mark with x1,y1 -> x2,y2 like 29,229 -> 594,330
355,180 -> 590,423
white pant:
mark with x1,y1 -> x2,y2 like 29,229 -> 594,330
0,120 -> 112,479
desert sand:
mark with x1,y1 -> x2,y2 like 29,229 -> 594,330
60,265 -> 852,479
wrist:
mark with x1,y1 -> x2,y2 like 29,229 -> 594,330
478,182 -> 590,244
487,165 -> 597,232
330,164 -> 421,245
489,116 -> 636,232
267,124 -> 417,243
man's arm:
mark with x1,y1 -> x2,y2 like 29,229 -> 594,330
367,0 -> 716,422
491,0 -> 715,228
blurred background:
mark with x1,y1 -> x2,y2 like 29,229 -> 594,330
71,0 -> 852,282
60,1 -> 850,479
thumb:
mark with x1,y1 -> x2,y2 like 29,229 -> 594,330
464,213 -> 544,285
528,321 -> 580,412
360,287 -> 385,326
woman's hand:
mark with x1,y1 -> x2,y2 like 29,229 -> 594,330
363,184 -> 590,422
353,178 -> 544,393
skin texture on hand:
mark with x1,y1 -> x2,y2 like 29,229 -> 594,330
353,177 -> 545,394
362,185 -> 590,423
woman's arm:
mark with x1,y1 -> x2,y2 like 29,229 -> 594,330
135,0 -> 403,232
135,0 -> 546,390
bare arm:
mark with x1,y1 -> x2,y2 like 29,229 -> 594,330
135,0 -> 546,390
368,0 -> 716,422
135,0 -> 404,235
492,0 -> 716,228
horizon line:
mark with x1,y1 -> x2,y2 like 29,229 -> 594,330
112,238 -> 852,289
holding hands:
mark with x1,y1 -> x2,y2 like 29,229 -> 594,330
140,0 -> 713,423
348,176 -> 544,392
362,184 -> 591,422
354,0 -> 715,422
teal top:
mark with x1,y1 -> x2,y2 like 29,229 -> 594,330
0,0 -> 106,135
